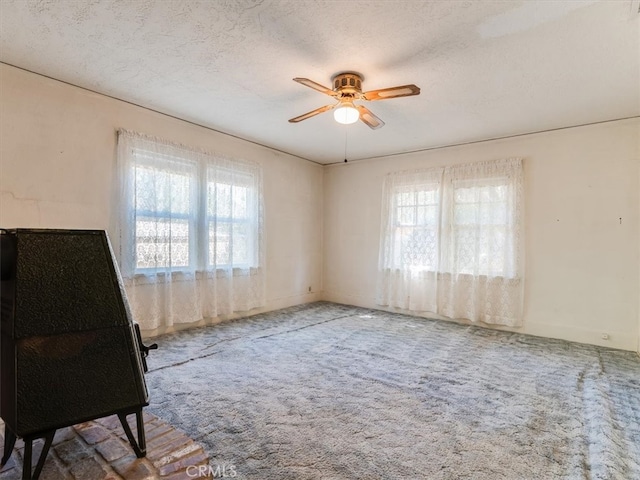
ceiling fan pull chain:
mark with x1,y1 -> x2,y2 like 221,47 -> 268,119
344,127 -> 348,163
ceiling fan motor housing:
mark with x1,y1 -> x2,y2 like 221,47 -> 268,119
332,72 -> 363,95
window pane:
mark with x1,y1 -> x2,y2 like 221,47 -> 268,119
207,178 -> 252,267
453,226 -> 508,275
397,206 -> 415,226
233,186 -> 248,219
232,222 -> 250,265
454,187 -> 476,203
489,202 -> 507,223
211,221 -> 231,266
416,205 -> 437,225
454,204 -> 478,225
133,155 -> 194,272
452,182 -> 510,275
396,226 -> 438,269
397,191 -> 414,206
135,165 -> 191,215
208,221 -> 252,267
391,185 -> 440,270
215,183 -> 232,218
416,189 -> 436,204
135,217 -> 190,269
208,183 -> 249,219
452,226 -> 476,274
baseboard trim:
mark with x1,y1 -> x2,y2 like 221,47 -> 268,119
141,292 -> 323,338
323,291 -> 637,351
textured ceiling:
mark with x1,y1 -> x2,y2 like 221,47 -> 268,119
1,0 -> 638,164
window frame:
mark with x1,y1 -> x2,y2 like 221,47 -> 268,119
381,164 -> 521,281
126,147 -> 260,276
446,175 -> 514,277
390,182 -> 441,272
204,169 -> 257,270
132,151 -> 198,273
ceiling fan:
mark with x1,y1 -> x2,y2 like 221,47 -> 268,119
288,72 -> 420,129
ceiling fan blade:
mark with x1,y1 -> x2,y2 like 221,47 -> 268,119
293,78 -> 338,97
288,104 -> 335,123
356,105 -> 385,130
362,84 -> 420,101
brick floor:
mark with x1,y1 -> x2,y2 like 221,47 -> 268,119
0,413 -> 212,479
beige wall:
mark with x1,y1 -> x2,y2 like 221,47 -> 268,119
2,64 -> 639,351
0,64 -> 324,334
324,119 -> 640,351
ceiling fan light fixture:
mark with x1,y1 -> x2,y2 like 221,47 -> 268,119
333,102 -> 359,125
289,73 -> 420,129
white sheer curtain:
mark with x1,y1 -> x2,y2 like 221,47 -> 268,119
377,167 -> 444,313
117,129 -> 265,331
377,158 -> 524,326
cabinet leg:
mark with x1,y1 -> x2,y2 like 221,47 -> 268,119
20,430 -> 55,480
1,425 -> 16,466
118,410 -> 147,458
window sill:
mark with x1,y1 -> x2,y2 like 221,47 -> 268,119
382,268 -> 520,283
126,266 -> 262,284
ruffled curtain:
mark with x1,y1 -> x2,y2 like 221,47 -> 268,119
377,158 -> 524,326
117,129 -> 265,331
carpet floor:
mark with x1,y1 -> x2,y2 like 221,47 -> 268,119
145,302 -> 640,479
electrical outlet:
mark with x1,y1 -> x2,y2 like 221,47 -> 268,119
601,333 -> 609,340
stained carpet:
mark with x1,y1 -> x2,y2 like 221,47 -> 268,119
145,302 -> 640,479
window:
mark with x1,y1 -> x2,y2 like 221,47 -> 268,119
206,169 -> 256,268
134,155 -> 196,270
378,158 -> 524,326
391,183 -> 440,271
448,177 -> 514,277
121,144 -> 261,275
117,129 -> 265,329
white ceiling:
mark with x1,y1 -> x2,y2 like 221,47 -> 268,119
1,0 -> 638,165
